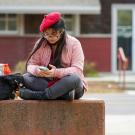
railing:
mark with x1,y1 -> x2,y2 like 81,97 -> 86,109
117,47 -> 128,89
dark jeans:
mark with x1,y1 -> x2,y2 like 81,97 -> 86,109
23,73 -> 84,99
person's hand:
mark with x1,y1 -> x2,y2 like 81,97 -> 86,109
36,64 -> 56,77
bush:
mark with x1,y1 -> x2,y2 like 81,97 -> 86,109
13,61 -> 26,74
83,61 -> 98,77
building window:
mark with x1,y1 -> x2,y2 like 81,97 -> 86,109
24,14 -> 43,34
80,15 -> 106,34
63,15 -> 75,35
0,14 -> 18,34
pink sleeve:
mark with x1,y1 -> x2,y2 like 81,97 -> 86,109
27,65 -> 39,75
54,40 -> 84,78
27,49 -> 41,75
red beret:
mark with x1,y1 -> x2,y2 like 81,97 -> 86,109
40,12 -> 61,32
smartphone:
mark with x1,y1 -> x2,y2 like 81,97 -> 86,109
39,66 -> 49,71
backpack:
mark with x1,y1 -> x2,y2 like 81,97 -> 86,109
0,73 -> 24,99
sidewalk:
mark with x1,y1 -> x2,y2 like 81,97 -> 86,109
83,92 -> 135,114
85,73 -> 135,82
83,73 -> 135,135
106,115 -> 135,135
82,92 -> 135,135
85,73 -> 135,90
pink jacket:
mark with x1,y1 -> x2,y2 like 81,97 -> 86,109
27,34 -> 88,90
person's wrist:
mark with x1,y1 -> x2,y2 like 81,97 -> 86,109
53,69 -> 56,77
35,66 -> 41,76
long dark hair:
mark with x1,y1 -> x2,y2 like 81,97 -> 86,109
51,31 -> 66,68
26,18 -> 66,69
26,37 -> 45,68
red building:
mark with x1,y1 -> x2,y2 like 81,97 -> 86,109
0,0 -> 135,73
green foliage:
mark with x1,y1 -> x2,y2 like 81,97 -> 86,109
83,61 -> 98,77
13,60 -> 26,74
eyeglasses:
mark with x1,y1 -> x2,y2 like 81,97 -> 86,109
43,30 -> 63,39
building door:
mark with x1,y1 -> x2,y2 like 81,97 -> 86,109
112,5 -> 135,73
117,10 -> 132,70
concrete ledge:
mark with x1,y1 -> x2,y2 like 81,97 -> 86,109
0,100 -> 105,135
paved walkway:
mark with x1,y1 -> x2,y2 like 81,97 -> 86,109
85,73 -> 135,82
84,73 -> 135,135
82,92 -> 135,135
106,115 -> 135,135
83,72 -> 135,135
83,92 -> 135,114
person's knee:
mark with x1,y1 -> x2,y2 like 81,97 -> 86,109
62,74 -> 81,89
69,74 -> 81,86
23,73 -> 32,79
23,73 -> 48,91
23,73 -> 36,88
66,74 -> 80,82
